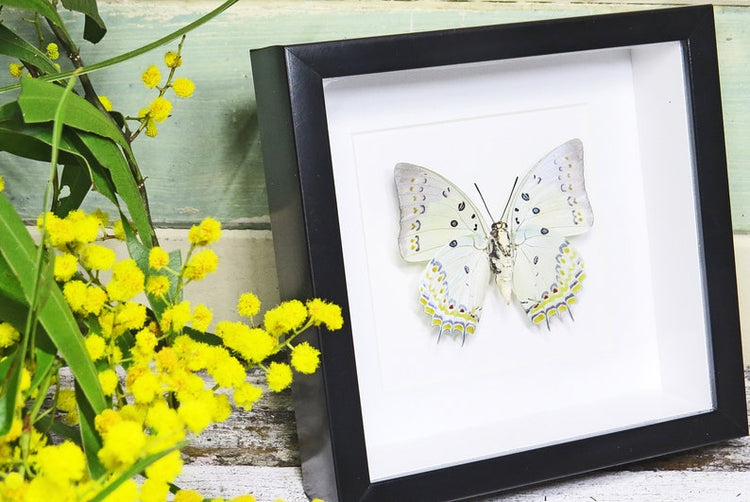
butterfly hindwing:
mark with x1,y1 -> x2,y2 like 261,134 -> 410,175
512,236 -> 586,327
419,236 -> 492,340
395,163 -> 489,262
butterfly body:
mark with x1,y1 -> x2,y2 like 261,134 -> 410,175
488,222 -> 515,305
394,139 -> 593,341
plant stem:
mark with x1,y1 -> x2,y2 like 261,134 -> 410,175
25,71 -> 80,358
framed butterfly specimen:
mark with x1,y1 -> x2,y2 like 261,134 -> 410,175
395,139 -> 593,340
252,5 -> 746,502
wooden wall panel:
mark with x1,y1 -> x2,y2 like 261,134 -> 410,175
1,1 -> 748,230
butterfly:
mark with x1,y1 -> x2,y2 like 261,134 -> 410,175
394,138 -> 594,342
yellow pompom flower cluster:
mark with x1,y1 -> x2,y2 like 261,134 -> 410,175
238,292 -> 261,318
291,341 -> 321,374
37,209 -> 103,250
188,216 -> 222,246
306,298 -> 344,330
264,300 -> 308,336
2,207 -> 343,501
148,96 -> 172,122
164,50 -> 182,68
172,77 -> 195,98
215,294 -> 343,392
135,36 -> 195,138
141,64 -> 161,88
45,42 -> 59,60
98,95 -> 113,111
8,62 -> 23,78
7,43 -> 60,81
149,246 -> 170,270
0,322 -> 20,348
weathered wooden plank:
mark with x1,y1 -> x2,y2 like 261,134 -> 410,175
1,1 -> 749,230
181,369 -> 749,501
184,367 -> 749,467
177,465 -> 750,501
183,368 -> 301,468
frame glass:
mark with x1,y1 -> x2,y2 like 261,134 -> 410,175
251,5 -> 747,501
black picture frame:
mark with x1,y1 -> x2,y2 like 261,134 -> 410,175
251,6 -> 747,501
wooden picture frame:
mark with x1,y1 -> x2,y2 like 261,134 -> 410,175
251,6 -> 747,501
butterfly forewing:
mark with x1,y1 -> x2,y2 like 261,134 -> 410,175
504,139 -> 593,240
395,163 -> 489,262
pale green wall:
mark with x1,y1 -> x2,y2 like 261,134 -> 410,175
1,1 -> 749,231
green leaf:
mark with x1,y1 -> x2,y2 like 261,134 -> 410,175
0,24 -> 59,74
0,102 -> 121,212
0,102 -> 89,164
0,123 -> 81,165
18,78 -> 129,151
124,219 -> 150,269
0,121 -> 121,211
0,101 -> 18,121
72,131 -> 154,246
76,383 -> 107,479
0,345 -> 22,435
16,80 -> 155,244
0,100 -> 148,236
0,251 -> 26,307
35,413 -> 79,442
0,194 -> 106,413
30,330 -> 57,396
0,0 -> 66,34
184,326 -> 222,347
56,164 -> 92,216
61,0 -> 107,44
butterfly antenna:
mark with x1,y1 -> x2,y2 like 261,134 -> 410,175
474,183 -> 497,222
500,176 -> 519,223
